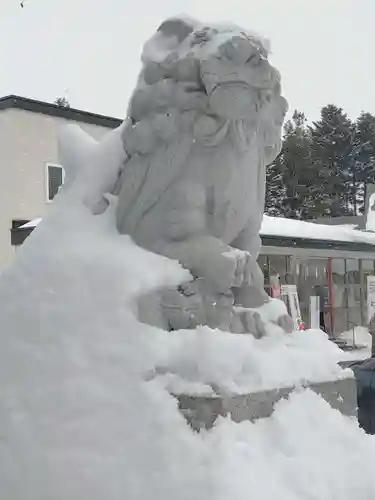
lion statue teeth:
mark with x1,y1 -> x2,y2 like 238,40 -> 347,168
113,16 -> 293,336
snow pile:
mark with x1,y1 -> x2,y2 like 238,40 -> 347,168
0,129 -> 208,500
337,326 -> 372,362
340,326 -> 372,349
235,296 -> 290,327
210,390 -> 375,500
1,123 -> 375,499
150,327 -> 352,396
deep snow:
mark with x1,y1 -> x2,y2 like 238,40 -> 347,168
1,121 -> 375,499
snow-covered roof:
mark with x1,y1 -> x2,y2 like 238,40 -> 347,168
261,215 -> 375,246
20,215 -> 375,246
0,95 -> 121,129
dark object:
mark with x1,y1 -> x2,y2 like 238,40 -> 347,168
351,358 -> 375,434
47,165 -> 63,201
10,221 -> 32,247
368,314 -> 375,358
319,311 -> 326,332
316,285 -> 328,332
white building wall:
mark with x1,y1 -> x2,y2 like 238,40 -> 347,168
0,107 -> 116,269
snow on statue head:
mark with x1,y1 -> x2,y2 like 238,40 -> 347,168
112,16 -> 292,337
124,17 -> 286,161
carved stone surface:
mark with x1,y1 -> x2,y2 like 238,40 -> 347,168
114,16 -> 292,336
176,377 -> 358,431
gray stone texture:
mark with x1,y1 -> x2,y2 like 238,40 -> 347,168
176,377 -> 358,431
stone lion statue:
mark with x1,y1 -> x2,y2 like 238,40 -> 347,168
113,16 -> 293,336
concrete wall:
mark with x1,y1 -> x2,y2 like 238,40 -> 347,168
0,108 -> 114,270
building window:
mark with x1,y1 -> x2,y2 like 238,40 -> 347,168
46,163 -> 64,201
268,255 -> 291,285
258,255 -> 293,297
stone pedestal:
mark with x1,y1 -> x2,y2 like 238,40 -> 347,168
176,377 -> 357,431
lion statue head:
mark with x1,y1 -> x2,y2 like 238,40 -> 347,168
122,16 -> 287,165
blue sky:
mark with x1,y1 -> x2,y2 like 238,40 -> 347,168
1,0 -> 374,122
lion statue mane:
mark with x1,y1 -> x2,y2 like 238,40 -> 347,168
113,16 -> 292,336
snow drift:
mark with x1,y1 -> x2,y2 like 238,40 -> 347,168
1,102 -> 375,499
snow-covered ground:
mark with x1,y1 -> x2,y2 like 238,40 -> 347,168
1,124 -> 375,499
338,326 -> 372,362
340,326 -> 372,349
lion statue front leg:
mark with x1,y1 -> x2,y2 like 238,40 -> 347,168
138,181 -> 293,337
229,221 -> 294,335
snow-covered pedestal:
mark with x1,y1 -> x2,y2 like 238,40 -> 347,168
177,378 -> 357,431
149,327 -> 358,430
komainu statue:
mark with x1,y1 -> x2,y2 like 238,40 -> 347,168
113,16 -> 293,336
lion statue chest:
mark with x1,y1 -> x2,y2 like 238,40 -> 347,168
115,127 -> 265,251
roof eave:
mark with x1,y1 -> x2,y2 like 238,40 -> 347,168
0,95 -> 123,129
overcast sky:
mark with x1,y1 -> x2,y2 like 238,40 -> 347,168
0,0 -> 374,123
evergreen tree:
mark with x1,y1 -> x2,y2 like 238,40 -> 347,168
266,110 -> 316,219
309,105 -> 355,216
353,112 -> 375,213
54,96 -> 71,108
266,106 -> 375,219
265,153 -> 285,217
